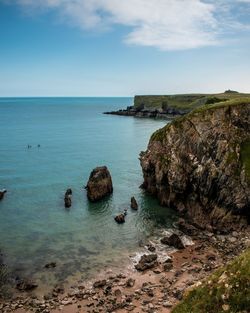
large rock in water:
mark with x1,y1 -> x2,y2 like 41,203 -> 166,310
86,166 -> 113,202
140,100 -> 250,231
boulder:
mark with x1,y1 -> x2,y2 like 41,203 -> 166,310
0,189 -> 7,201
114,214 -> 125,224
135,254 -> 158,271
86,166 -> 113,202
161,233 -> 185,249
130,196 -> 138,210
93,279 -> 106,288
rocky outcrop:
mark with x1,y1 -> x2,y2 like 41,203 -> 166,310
135,254 -> 158,271
114,213 -> 125,224
130,196 -> 138,210
103,106 -> 186,119
140,100 -> 250,231
161,233 -> 185,249
86,166 -> 113,202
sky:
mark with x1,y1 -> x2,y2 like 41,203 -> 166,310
0,0 -> 250,96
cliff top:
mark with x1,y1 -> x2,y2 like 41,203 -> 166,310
134,91 -> 250,111
151,97 -> 250,141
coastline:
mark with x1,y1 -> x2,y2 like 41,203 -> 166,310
1,224 -> 249,313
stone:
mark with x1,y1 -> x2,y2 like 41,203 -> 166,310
93,280 -> 107,288
86,166 -> 113,202
44,262 -> 56,269
16,279 -> 38,291
126,278 -> 135,287
147,244 -> 156,252
114,213 -> 125,224
130,196 -> 138,210
135,254 -> 158,271
160,233 -> 185,249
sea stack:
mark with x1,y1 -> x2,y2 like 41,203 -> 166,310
140,99 -> 250,232
130,196 -> 138,210
86,166 -> 113,202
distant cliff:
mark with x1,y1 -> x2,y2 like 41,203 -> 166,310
104,91 -> 250,119
140,98 -> 250,231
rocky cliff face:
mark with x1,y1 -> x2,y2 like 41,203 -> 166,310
140,99 -> 250,231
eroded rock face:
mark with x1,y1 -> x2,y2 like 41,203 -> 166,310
140,101 -> 250,231
86,166 -> 113,202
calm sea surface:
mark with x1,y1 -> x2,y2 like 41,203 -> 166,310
0,97 -> 176,288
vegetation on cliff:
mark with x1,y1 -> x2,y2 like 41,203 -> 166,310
134,91 -> 250,112
140,98 -> 250,230
172,248 -> 250,313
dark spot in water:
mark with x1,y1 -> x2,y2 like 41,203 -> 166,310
78,246 -> 99,256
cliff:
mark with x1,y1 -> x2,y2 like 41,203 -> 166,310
140,98 -> 250,231
104,91 -> 250,119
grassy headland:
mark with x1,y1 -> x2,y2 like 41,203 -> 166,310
134,90 -> 250,112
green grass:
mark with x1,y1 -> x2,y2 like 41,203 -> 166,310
133,92 -> 250,111
150,98 -> 250,143
172,248 -> 250,313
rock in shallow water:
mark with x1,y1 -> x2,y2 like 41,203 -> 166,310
130,196 -> 138,210
135,254 -> 158,271
160,233 -> 185,249
86,166 -> 113,202
114,213 -> 125,223
16,279 -> 38,291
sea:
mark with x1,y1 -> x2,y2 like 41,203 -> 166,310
0,97 -> 176,291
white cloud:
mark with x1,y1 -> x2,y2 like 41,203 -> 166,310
6,0 -> 250,50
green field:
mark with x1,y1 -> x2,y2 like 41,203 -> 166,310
133,90 -> 250,111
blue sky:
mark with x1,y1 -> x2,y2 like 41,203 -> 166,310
0,0 -> 250,96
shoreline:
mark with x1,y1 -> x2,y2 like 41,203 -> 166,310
103,108 -> 187,120
1,224 -> 249,313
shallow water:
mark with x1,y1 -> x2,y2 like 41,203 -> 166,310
0,97 -> 177,287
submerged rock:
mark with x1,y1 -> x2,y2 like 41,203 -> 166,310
64,188 -> 72,208
86,166 -> 113,202
135,254 -> 158,271
140,100 -> 250,231
44,262 -> 56,269
131,196 -> 138,210
114,213 -> 125,224
16,279 -> 38,291
0,189 -> 7,200
161,233 -> 185,249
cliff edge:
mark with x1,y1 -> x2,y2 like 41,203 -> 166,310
140,98 -> 250,231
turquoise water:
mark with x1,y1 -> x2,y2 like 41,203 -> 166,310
0,97 -> 175,288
